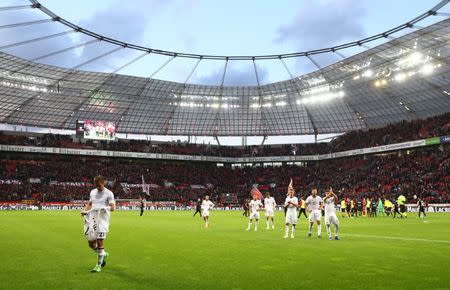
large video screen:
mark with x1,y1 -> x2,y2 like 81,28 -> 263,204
82,120 -> 116,140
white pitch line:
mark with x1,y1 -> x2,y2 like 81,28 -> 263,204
342,233 -> 450,244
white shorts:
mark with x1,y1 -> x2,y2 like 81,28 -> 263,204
325,213 -> 339,225
84,209 -> 110,241
250,212 -> 260,220
285,212 -> 297,224
202,210 -> 210,218
308,210 -> 322,222
265,209 -> 274,217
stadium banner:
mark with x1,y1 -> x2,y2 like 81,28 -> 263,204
425,137 -> 441,145
0,136 -> 442,163
2,202 -> 450,212
406,203 -> 450,213
440,135 -> 450,144
0,179 -> 21,184
0,201 -> 243,211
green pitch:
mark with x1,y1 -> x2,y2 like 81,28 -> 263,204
1,211 -> 449,289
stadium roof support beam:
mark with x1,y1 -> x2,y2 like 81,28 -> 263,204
149,55 -> 176,79
252,58 -> 261,87
0,5 -> 33,11
279,57 -> 318,135
0,30 -> 75,50
1,39 -> 100,80
0,19 -> 52,30
279,58 -> 294,79
220,58 -> 229,87
211,58 -> 229,136
3,46 -> 124,124
307,55 -> 369,129
253,58 -> 268,136
59,50 -> 149,127
184,57 -> 202,84
71,46 -> 123,70
31,39 -> 100,62
333,51 -> 347,60
25,0 -> 450,61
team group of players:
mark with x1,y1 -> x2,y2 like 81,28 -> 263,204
197,186 -> 340,240
80,175 -> 421,273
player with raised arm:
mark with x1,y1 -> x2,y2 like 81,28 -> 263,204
306,187 -> 323,238
264,192 -> 276,229
201,195 -> 214,228
247,195 -> 263,231
81,175 -> 115,273
323,188 -> 340,240
283,186 -> 298,239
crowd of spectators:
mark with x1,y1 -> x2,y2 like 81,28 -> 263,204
0,113 -> 448,157
0,144 -> 448,205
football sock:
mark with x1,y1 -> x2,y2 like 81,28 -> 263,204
285,225 -> 289,236
97,248 -> 105,266
326,224 -> 331,237
255,221 -> 258,230
334,224 -> 339,237
308,223 -> 313,234
292,225 -> 296,236
318,225 -> 322,236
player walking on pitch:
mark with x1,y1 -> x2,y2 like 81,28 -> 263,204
139,195 -> 146,216
201,195 -> 214,228
306,188 -> 323,238
264,192 -> 276,229
247,195 -> 263,231
323,188 -> 340,240
193,198 -> 202,217
81,175 -> 115,273
283,182 -> 298,239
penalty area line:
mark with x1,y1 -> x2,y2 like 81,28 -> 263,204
341,233 -> 450,244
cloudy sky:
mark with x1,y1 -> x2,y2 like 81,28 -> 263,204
1,0 -> 447,86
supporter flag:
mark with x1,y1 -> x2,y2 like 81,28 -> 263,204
250,185 -> 263,200
141,175 -> 150,196
287,178 -> 294,195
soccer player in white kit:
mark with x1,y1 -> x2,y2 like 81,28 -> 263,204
201,195 -> 214,228
305,188 -> 323,238
264,192 -> 276,229
81,175 -> 115,273
247,195 -> 263,231
324,188 -> 340,240
284,188 -> 298,238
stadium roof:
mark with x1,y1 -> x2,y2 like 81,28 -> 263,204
0,1 -> 449,136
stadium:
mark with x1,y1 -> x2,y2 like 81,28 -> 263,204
0,0 -> 449,289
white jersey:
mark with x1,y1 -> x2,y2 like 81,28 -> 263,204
89,187 -> 115,210
249,199 -> 262,213
324,196 -> 337,214
284,196 -> 298,214
84,187 -> 114,240
201,200 -> 214,211
305,195 -> 323,211
264,197 -> 276,211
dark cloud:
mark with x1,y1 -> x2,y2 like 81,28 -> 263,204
75,0 -> 173,69
274,0 -> 367,75
275,0 -> 367,50
0,1 -> 175,71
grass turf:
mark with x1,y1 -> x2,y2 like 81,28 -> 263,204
0,210 -> 449,289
